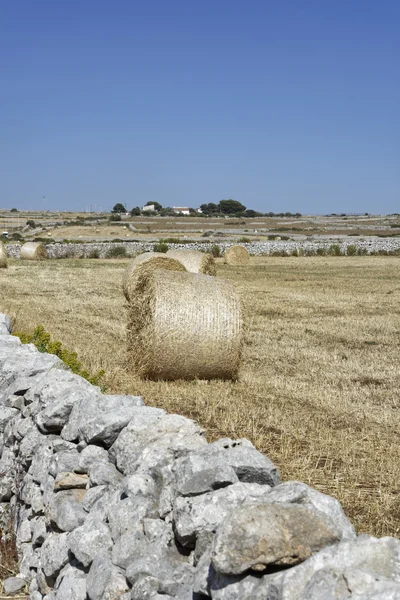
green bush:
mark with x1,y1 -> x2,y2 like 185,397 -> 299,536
210,244 -> 221,258
153,242 -> 168,253
347,244 -> 357,256
106,246 -> 128,258
316,247 -> 327,256
327,244 -> 343,256
239,236 -> 251,243
291,248 -> 299,257
357,247 -> 368,255
15,325 -> 105,388
109,214 -> 122,222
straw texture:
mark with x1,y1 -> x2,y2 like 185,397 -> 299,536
0,241 -> 8,268
128,270 -> 243,381
166,249 -> 216,276
123,252 -> 186,301
224,245 -> 250,265
20,242 -> 48,260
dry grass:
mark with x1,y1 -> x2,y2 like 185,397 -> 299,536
1,257 -> 400,537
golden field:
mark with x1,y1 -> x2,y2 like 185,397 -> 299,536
1,256 -> 400,537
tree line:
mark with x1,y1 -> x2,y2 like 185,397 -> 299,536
112,201 -> 302,218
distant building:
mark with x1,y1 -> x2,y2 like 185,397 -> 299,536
142,204 -> 155,212
173,207 -> 190,215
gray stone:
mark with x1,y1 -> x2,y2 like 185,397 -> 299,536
32,516 -> 48,546
86,553 -> 129,600
17,517 -> 32,543
122,473 -> 159,499
173,482 -> 271,547
87,487 -> 122,522
19,426 -> 47,467
75,444 -> 109,473
82,485 -> 108,511
48,489 -> 87,531
56,564 -> 87,600
55,471 -> 89,490
0,407 -> 18,432
18,541 -> 39,576
174,438 -> 279,496
0,313 -> 12,334
211,501 -> 342,574
298,567 -> 400,600
253,535 -> 400,600
266,481 -> 356,540
88,461 -> 123,486
30,441 -> 53,486
69,519 -> 113,567
111,529 -> 147,569
20,476 -> 44,514
40,532 -> 70,578
108,496 -> 158,540
35,375 -> 100,433
126,553 -> 194,598
4,394 -> 25,410
3,576 -> 26,595
61,392 -> 145,446
48,449 -> 80,476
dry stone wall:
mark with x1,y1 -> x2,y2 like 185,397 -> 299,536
1,312 -> 400,599
4,236 -> 400,259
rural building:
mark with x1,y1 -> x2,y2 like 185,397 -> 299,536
173,207 -> 190,215
142,204 -> 156,212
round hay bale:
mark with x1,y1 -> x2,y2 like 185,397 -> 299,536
128,270 -> 243,381
20,242 -> 48,261
123,252 -> 186,302
0,241 -> 8,268
224,245 -> 250,265
166,249 -> 216,276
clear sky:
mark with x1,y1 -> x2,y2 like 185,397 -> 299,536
1,1 -> 399,214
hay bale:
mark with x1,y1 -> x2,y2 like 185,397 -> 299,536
20,242 -> 48,261
128,270 -> 243,381
0,241 -> 8,268
224,245 -> 250,265
166,249 -> 216,276
123,252 -> 186,302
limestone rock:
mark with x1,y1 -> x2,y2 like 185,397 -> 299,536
3,576 -> 26,595
68,519 -> 113,567
211,501 -> 342,574
48,489 -> 87,531
86,553 -> 129,600
88,461 -> 123,486
55,471 -> 89,490
40,532 -> 70,579
173,482 -> 271,548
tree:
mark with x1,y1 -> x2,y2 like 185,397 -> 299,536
200,203 -> 219,215
112,203 -> 126,213
146,201 -> 162,212
10,207 -> 18,212
130,207 -> 141,216
26,220 -> 36,228
219,199 -> 246,214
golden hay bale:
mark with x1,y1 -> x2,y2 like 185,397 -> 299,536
0,241 -> 8,268
166,249 -> 216,276
128,270 -> 243,381
123,252 -> 186,302
20,242 -> 48,261
224,245 -> 250,265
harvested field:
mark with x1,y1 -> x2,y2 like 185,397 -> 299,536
1,256 -> 400,536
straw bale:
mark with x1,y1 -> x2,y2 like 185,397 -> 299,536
122,252 -> 186,302
20,242 -> 48,261
166,249 -> 216,276
128,270 -> 243,381
224,245 -> 250,265
0,241 -> 8,268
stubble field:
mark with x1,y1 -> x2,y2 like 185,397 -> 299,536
1,256 -> 399,537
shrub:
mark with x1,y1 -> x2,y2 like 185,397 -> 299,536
210,244 -> 221,258
109,214 -> 122,222
327,244 -> 343,256
26,220 -> 36,228
106,246 -> 128,258
15,325 -> 105,388
291,248 -> 299,257
153,242 -> 168,253
88,249 -> 100,259
357,247 -> 368,255
347,244 -> 357,256
316,247 -> 327,256
239,236 -> 251,243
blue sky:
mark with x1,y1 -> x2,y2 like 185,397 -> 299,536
1,1 -> 399,214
